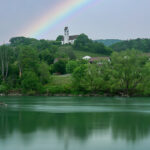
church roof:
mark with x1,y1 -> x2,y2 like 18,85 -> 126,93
61,35 -> 79,41
69,35 -> 79,40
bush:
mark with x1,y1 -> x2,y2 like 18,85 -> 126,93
45,85 -> 72,94
66,60 -> 78,73
21,71 -> 42,93
0,83 -> 8,93
38,62 -> 51,84
26,90 -> 36,96
72,64 -> 103,93
53,59 -> 68,74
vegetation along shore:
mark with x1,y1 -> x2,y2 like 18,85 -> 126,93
0,34 -> 150,96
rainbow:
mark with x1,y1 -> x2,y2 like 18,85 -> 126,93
21,0 -> 94,38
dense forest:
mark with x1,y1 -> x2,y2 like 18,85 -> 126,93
111,38 -> 150,52
0,35 -> 150,96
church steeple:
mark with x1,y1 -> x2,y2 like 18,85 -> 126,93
64,27 -> 69,44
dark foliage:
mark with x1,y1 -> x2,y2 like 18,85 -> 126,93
74,34 -> 112,55
111,38 -> 150,52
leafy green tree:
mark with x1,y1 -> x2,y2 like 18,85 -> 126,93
111,38 -> 150,52
0,45 -> 12,80
53,59 -> 68,74
83,64 -> 103,92
66,60 -> 78,73
7,63 -> 19,88
56,35 -> 64,41
105,50 -> 147,95
74,34 -> 92,50
74,34 -> 111,55
21,71 -> 42,93
37,39 -> 53,50
39,49 -> 54,65
137,62 -> 150,95
9,37 -> 37,46
0,83 -> 8,93
56,46 -> 76,59
72,64 -> 103,93
18,46 -> 39,74
72,64 -> 88,91
9,36 -> 60,51
38,62 -> 51,84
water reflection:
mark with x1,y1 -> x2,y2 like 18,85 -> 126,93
1,97 -> 150,150
1,110 -> 150,142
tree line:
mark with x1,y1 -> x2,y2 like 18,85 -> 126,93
111,38 -> 150,52
0,35 -> 150,96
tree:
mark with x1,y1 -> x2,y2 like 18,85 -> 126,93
111,38 -> 150,52
7,63 -> 20,88
72,64 -> 87,91
0,83 -> 8,93
38,39 -> 54,50
21,71 -> 42,93
53,59 -> 67,74
66,61 -> 78,73
9,37 -> 37,46
38,62 -> 51,84
105,50 -> 147,95
74,34 -> 92,51
72,64 -> 103,93
137,62 -> 150,95
39,49 -> 54,65
18,46 -> 39,74
74,34 -> 111,55
56,35 -> 64,41
83,64 -> 102,92
0,45 -> 11,81
56,46 -> 76,59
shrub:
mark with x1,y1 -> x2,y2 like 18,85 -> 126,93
66,60 -> 78,73
53,59 -> 68,74
0,83 -> 8,93
45,85 -> 72,94
21,71 -> 42,93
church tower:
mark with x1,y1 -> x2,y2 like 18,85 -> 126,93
64,27 -> 69,44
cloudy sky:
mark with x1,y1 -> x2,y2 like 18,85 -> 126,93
0,0 -> 150,44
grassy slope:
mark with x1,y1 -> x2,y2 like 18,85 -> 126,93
50,74 -> 72,86
46,74 -> 72,94
57,45 -> 104,59
73,50 -> 103,59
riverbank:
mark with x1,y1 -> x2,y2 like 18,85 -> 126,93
0,92 -> 131,97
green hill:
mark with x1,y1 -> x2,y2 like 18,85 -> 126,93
56,45 -> 107,59
111,38 -> 150,52
73,50 -> 104,58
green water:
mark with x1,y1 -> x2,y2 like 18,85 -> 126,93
0,96 -> 150,150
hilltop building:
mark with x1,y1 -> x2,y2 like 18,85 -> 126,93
62,27 -> 79,44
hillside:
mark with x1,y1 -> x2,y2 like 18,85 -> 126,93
95,39 -> 122,46
73,50 -> 104,58
57,45 -> 108,60
111,38 -> 150,52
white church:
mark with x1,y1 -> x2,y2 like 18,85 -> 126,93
62,27 -> 79,44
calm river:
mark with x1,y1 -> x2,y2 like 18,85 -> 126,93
0,96 -> 150,150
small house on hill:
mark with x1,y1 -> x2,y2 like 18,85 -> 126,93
82,56 -> 92,60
